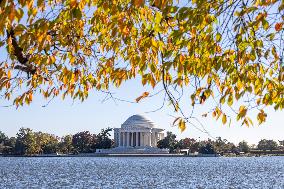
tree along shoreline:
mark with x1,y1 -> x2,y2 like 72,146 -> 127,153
1,153 -> 284,158
1,129 -> 283,157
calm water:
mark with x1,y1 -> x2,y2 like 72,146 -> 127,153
0,157 -> 283,189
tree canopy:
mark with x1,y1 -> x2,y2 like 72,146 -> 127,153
0,129 -> 283,155
0,0 -> 283,129
257,139 -> 278,151
0,128 -> 114,155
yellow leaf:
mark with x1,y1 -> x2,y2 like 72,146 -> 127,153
46,35 -> 52,42
7,70 -> 11,79
239,105 -> 247,117
122,27 -> 130,36
178,119 -> 186,132
222,114 -> 227,124
246,117 -> 253,126
216,45 -> 222,53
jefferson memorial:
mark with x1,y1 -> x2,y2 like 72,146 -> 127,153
96,114 -> 169,154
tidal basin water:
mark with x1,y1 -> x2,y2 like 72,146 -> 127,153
0,157 -> 283,189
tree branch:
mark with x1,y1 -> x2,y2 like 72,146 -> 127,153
6,28 -> 36,75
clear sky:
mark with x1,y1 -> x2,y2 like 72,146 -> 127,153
0,1 -> 283,145
0,76 -> 283,145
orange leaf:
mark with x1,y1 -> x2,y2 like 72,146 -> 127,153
135,92 -> 149,102
122,27 -> 130,36
70,0 -> 77,8
29,93 -> 33,101
275,22 -> 283,32
133,0 -> 144,7
7,70 -> 11,79
179,54 -> 185,63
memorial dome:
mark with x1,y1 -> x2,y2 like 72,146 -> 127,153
121,114 -> 155,129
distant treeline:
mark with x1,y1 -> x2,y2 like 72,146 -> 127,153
157,132 -> 284,155
0,129 -> 283,156
0,128 -> 113,156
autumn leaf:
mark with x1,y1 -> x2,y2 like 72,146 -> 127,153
133,0 -> 144,7
257,110 -> 267,124
135,92 -> 149,103
222,114 -> 227,124
216,33 -> 222,42
0,0 -> 282,126
70,0 -> 77,8
28,92 -> 33,101
122,27 -> 130,36
238,106 -> 248,120
7,70 -> 11,79
179,54 -> 185,63
178,119 -> 186,132
275,22 -> 283,32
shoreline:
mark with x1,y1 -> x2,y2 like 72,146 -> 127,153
1,153 -> 283,158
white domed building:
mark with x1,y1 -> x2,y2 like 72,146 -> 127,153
96,114 -> 169,154
114,114 -> 165,147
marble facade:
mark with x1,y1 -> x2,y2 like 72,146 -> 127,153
96,114 -> 169,154
113,114 -> 164,147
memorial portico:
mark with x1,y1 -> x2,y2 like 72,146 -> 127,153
114,115 -> 164,148
96,114 -> 168,154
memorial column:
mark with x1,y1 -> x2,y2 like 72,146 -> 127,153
132,132 -> 134,147
136,132 -> 139,147
149,132 -> 152,147
121,132 -> 124,146
126,132 -> 130,147
140,132 -> 143,146
123,132 -> 127,147
118,131 -> 121,146
152,132 -> 156,147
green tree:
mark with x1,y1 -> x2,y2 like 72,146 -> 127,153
95,128 -> 113,149
176,138 -> 198,152
72,131 -> 95,153
1,137 -> 16,155
0,131 -> 8,143
58,135 -> 74,154
157,131 -> 177,153
238,141 -> 250,153
213,137 -> 227,153
257,139 -> 278,151
199,142 -> 216,154
15,128 -> 40,155
35,132 -> 59,154
0,0 -> 283,129
0,131 -> 8,154
211,137 -> 236,154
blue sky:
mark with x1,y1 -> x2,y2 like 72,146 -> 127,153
0,1 -> 283,145
0,76 -> 283,145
